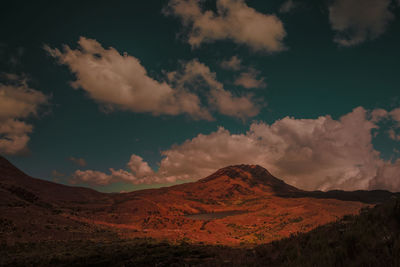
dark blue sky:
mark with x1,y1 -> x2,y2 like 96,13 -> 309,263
1,0 -> 400,192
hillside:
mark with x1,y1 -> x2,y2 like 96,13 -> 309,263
1,198 -> 399,266
0,156 -> 397,246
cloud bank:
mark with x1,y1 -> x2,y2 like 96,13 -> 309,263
73,106 -> 400,192
165,0 -> 286,52
45,37 -> 260,120
0,75 -> 48,155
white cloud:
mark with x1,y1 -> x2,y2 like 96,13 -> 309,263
72,154 -> 174,185
234,68 -> 266,89
127,154 -> 154,177
165,0 -> 286,52
167,59 -> 260,119
45,38 -> 260,120
0,75 -> 48,155
44,37 -> 211,120
155,107 -> 382,191
73,106 -> 400,192
329,0 -> 394,46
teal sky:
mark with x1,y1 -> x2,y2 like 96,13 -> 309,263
1,0 -> 400,192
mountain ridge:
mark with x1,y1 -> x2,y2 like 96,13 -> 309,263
0,155 -> 397,203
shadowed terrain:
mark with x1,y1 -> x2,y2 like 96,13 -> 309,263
1,199 -> 399,266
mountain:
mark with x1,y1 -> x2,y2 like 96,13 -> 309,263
0,156 -> 397,246
199,164 -> 301,195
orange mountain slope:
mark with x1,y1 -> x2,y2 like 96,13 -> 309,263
0,156 -> 394,245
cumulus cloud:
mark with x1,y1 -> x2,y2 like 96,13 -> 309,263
68,157 -> 87,167
329,0 -> 394,46
165,0 -> 286,52
72,106 -> 400,192
234,68 -> 266,89
0,75 -> 48,155
44,37 -> 211,120
71,154 -> 175,185
154,107 -> 382,191
45,37 -> 260,120
127,154 -> 154,177
168,59 -> 260,119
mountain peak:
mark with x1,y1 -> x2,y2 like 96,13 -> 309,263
199,164 -> 300,194
201,164 -> 273,182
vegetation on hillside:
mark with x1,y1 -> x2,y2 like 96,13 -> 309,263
1,198 -> 400,266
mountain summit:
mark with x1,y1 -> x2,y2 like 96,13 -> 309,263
199,164 -> 300,195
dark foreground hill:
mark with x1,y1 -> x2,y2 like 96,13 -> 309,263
1,198 -> 399,266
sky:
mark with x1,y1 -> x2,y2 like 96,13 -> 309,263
1,0 -> 400,193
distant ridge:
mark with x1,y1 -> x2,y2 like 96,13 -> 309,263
0,156 -> 397,204
277,189 -> 399,204
0,155 -> 108,204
